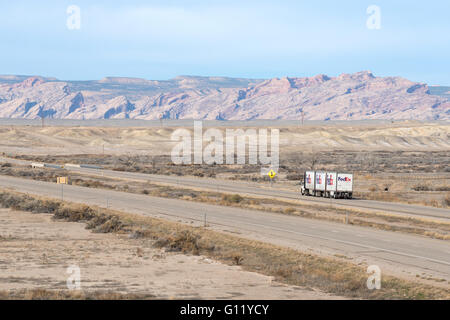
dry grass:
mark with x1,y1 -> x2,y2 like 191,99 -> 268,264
355,190 -> 450,209
221,194 -> 244,203
445,193 -> 450,207
8,150 -> 450,173
153,230 -> 202,255
0,190 -> 125,233
0,289 -> 151,300
8,149 -> 449,182
0,188 -> 449,300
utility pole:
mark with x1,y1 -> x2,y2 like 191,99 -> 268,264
61,183 -> 64,201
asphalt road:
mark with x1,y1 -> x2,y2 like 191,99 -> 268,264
69,166 -> 450,221
1,174 -> 449,280
1,156 -> 449,221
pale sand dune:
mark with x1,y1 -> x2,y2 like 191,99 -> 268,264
0,121 -> 448,156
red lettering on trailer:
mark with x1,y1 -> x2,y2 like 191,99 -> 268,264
327,175 -> 334,185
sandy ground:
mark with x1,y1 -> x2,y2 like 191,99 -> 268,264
0,208 -> 344,299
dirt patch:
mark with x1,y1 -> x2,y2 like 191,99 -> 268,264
0,208 -> 341,300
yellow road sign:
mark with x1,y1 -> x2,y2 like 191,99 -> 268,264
268,169 -> 276,179
57,177 -> 68,184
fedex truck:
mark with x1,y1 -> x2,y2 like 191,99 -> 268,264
301,171 -> 353,199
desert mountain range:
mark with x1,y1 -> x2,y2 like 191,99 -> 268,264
0,71 -> 448,121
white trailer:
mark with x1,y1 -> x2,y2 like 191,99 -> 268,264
302,171 -> 315,196
325,172 -> 337,198
31,162 -> 44,168
301,170 -> 353,199
336,173 -> 353,198
314,171 -> 326,196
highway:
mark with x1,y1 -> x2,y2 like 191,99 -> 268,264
1,156 -> 449,221
0,174 -> 449,281
71,166 -> 450,221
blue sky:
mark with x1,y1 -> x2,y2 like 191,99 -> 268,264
1,0 -> 449,84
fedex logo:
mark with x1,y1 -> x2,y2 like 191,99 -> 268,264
327,175 -> 334,185
316,175 -> 322,184
338,177 -> 352,182
306,174 -> 312,184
